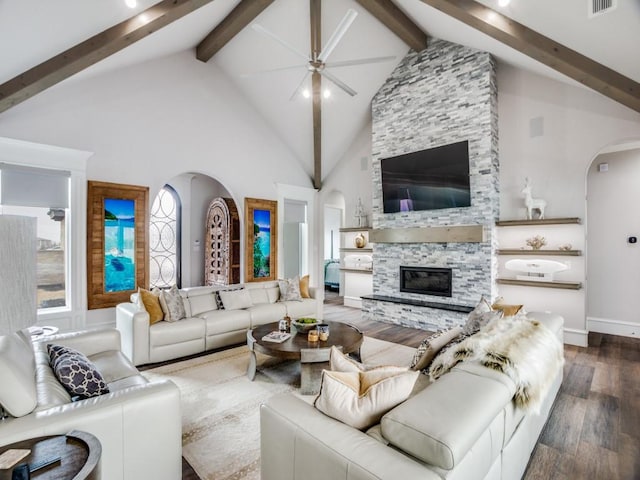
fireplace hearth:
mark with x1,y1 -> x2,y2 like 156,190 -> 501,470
400,266 -> 452,297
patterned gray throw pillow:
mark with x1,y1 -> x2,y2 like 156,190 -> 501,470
48,344 -> 109,399
159,284 -> 187,322
278,276 -> 302,302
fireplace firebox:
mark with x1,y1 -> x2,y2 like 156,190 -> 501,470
400,266 -> 452,297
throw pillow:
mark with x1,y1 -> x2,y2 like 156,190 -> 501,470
410,326 -> 464,372
314,368 -> 419,430
137,287 -> 164,324
299,274 -> 311,299
278,276 -> 302,302
159,285 -> 186,322
47,343 -> 78,369
48,344 -> 109,399
218,289 -> 253,310
462,296 -> 495,336
491,301 -> 524,317
329,346 -> 409,375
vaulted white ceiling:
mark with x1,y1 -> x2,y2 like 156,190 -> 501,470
1,0 -> 638,185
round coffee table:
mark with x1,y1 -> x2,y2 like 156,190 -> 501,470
247,321 -> 363,394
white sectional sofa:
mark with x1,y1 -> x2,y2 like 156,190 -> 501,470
116,281 -> 319,366
0,328 -> 181,480
260,312 -> 564,480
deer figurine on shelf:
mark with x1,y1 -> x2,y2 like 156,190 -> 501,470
521,178 -> 546,220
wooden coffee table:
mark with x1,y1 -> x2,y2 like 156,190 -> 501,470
247,321 -> 363,394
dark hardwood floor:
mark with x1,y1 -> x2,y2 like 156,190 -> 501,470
181,290 -> 640,479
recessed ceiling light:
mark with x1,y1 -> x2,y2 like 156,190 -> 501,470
302,89 -> 311,99
498,0 -> 511,6
323,89 -> 331,99
125,0 -> 137,8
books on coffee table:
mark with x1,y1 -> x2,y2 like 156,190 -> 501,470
261,331 -> 291,343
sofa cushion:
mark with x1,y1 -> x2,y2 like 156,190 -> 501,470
410,326 -> 463,372
150,318 -> 206,348
159,285 -> 187,322
200,309 -> 251,336
278,276 -> 302,301
381,368 -> 514,470
0,333 -> 38,417
137,287 -> 164,324
49,345 -> 110,399
266,286 -> 280,303
248,303 -> 287,328
187,293 -> 218,316
248,288 -> 270,305
89,349 -> 143,384
219,289 -> 253,310
314,368 -> 419,430
283,298 -> 316,318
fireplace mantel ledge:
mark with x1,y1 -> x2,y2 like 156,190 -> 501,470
369,225 -> 485,243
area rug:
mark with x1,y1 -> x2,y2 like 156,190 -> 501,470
142,337 -> 416,480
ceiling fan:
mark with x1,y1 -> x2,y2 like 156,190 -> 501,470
247,0 -> 396,189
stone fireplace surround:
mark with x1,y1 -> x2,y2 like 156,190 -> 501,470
362,39 -> 499,332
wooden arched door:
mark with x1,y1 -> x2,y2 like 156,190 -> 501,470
205,197 -> 240,285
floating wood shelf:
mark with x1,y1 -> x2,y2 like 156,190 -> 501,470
496,218 -> 581,227
497,249 -> 582,256
340,247 -> 373,253
370,225 -> 485,243
497,278 -> 582,290
340,268 -> 372,274
339,227 -> 371,232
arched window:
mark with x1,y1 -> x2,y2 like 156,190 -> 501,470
150,185 -> 181,288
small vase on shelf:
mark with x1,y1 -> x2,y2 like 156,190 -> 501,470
354,233 -> 366,248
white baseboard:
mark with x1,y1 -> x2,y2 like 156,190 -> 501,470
587,316 -> 640,339
563,328 -> 589,347
343,296 -> 362,309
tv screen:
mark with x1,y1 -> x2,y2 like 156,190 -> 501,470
381,140 -> 471,213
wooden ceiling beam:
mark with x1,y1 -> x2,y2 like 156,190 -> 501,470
419,0 -> 640,113
0,0 -> 216,114
311,0 -> 322,190
355,0 -> 427,52
196,0 -> 275,62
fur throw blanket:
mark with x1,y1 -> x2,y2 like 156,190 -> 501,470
428,315 -> 564,412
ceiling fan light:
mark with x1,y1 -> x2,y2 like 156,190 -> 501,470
125,0 -> 137,8
302,89 -> 311,99
498,0 -> 511,6
323,89 -> 331,99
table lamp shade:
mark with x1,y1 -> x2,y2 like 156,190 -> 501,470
0,215 -> 37,335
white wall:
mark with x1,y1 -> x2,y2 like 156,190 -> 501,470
587,149 -> 640,338
0,51 -> 313,328
496,63 -> 640,345
324,206 -> 341,260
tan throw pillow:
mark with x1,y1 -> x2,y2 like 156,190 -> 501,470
314,368 -> 419,430
410,326 -> 464,372
218,289 -> 253,310
159,284 -> 186,322
299,274 -> 311,298
492,302 -> 524,317
137,287 -> 163,324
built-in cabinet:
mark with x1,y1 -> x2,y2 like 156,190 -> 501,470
339,227 -> 373,308
496,217 -> 583,289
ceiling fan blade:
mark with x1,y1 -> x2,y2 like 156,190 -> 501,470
290,71 -> 311,101
326,56 -> 396,68
239,63 -> 308,78
320,70 -> 357,97
318,9 -> 358,63
251,24 -> 310,62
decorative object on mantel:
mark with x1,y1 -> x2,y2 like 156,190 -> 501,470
525,235 -> 547,250
354,233 -> 366,248
521,178 -> 546,220
505,258 -> 569,282
354,197 -> 368,228
558,244 -> 572,251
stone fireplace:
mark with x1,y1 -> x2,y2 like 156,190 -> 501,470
362,39 -> 499,331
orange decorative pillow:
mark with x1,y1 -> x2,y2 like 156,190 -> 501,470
299,275 -> 311,299
138,287 -> 164,324
492,302 -> 523,317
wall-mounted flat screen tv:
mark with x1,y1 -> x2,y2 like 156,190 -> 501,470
381,140 -> 471,213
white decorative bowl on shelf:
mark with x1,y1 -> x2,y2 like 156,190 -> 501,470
505,259 -> 569,282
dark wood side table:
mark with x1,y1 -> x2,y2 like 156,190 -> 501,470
0,430 -> 101,480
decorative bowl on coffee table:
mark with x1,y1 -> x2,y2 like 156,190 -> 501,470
292,318 -> 318,333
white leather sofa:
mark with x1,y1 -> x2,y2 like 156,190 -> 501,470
0,328 -> 181,480
260,312 -> 564,480
116,281 -> 318,366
